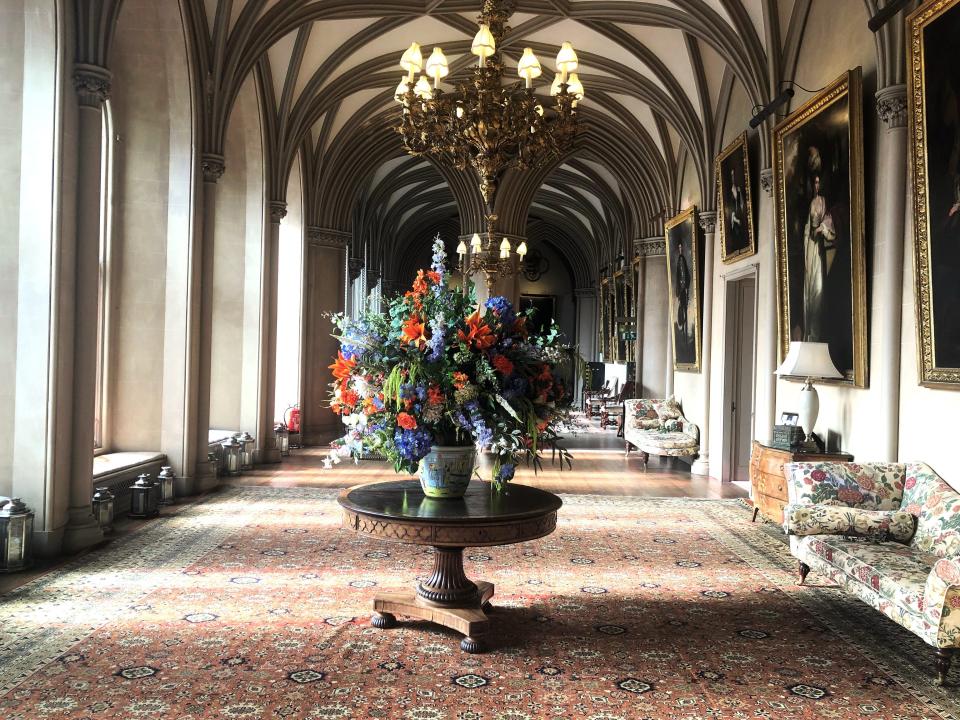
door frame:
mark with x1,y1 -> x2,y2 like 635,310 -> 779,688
719,263 -> 760,483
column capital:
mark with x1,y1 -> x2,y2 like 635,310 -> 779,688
307,226 -> 350,249
381,279 -> 401,297
876,84 -> 907,129
73,63 -> 111,107
760,168 -> 774,197
201,153 -> 225,183
698,211 -> 717,234
635,237 -> 666,257
348,257 -> 365,282
269,201 -> 287,222
366,269 -> 382,292
574,286 -> 597,299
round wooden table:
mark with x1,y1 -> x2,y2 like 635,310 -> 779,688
338,479 -> 562,653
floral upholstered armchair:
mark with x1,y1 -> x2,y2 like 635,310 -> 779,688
623,397 -> 699,469
783,460 -> 960,684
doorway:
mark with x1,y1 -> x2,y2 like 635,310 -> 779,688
721,275 -> 757,484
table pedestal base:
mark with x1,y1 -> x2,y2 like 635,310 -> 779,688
370,545 -> 494,652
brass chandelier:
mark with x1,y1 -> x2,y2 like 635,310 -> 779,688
394,0 -> 583,291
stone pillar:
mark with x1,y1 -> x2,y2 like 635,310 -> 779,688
691,211 -> 717,477
188,153 -> 225,492
60,65 -> 110,553
574,287 -> 597,406
634,254 -> 646,390
255,201 -> 286,464
302,227 -> 349,445
875,85 -> 908,462
756,167 -> 777,445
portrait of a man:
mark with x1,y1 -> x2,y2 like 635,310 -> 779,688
909,0 -> 960,386
774,68 -> 867,387
665,207 -> 701,372
716,132 -> 755,263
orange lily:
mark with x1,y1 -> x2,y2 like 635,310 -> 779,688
329,351 -> 356,383
401,315 -> 427,349
458,310 -> 495,350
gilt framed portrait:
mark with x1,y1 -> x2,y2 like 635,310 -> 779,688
665,206 -> 702,372
716,132 -> 756,263
773,67 -> 867,387
908,0 -> 960,388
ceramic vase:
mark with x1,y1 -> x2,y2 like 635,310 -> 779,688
418,445 -> 476,499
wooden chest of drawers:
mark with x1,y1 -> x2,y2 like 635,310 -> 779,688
749,441 -> 853,524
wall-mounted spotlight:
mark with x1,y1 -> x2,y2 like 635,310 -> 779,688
868,0 -> 912,32
748,87 -> 795,129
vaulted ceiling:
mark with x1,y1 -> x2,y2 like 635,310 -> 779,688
92,0 -> 903,285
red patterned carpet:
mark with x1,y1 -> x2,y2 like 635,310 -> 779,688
0,486 -> 957,719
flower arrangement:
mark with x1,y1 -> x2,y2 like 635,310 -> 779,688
324,237 -> 573,487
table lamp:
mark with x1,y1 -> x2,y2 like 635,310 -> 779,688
775,341 -> 842,447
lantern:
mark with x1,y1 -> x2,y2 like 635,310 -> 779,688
285,405 -> 302,448
239,432 -> 255,471
0,498 -> 33,572
207,450 -> 219,477
157,466 -> 176,505
276,423 -> 290,457
129,474 -> 159,519
221,437 -> 241,477
92,486 -> 115,532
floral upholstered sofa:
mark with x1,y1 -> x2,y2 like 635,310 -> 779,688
784,460 -> 960,684
623,397 -> 699,468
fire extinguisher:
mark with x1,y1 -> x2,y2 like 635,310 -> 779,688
285,405 -> 301,434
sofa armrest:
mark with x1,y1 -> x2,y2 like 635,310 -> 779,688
923,558 -> 960,643
783,503 -> 916,541
623,399 -> 661,432
681,419 -> 699,443
784,461 -> 905,511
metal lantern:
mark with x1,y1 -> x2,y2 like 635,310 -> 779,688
276,423 -> 290,457
239,432 -> 255,471
157,466 -> 176,505
0,498 -> 33,572
221,437 -> 242,477
207,450 -> 219,477
91,486 -> 115,532
128,474 -> 159,519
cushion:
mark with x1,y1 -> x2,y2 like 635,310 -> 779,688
654,396 -> 682,422
632,399 -> 661,421
661,419 -> 683,433
784,504 -> 916,543
800,535 -> 935,617
785,462 -> 905,510
901,462 -> 960,558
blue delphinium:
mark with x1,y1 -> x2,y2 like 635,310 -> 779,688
496,463 -> 515,483
431,235 -> 447,290
465,400 -> 492,446
427,316 -> 446,361
485,296 -> 516,326
502,374 -> 528,400
394,427 -> 432,462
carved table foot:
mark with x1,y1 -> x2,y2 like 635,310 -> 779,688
370,545 -> 495,652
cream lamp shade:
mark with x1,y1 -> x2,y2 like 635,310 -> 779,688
775,342 -> 842,381
775,341 -> 842,444
470,233 -> 482,251
550,73 -> 563,96
471,23 -> 496,61
413,76 -> 433,100
555,42 -> 578,78
425,47 -> 449,85
400,43 -> 423,77
517,48 -> 542,87
566,73 -> 584,101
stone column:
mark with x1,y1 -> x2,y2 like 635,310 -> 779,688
61,65 -> 110,553
691,211 -> 717,477
634,254 -> 646,390
302,227 -> 349,445
187,153 -> 226,493
756,167 -> 777,445
875,85 -> 908,461
254,201 -> 286,464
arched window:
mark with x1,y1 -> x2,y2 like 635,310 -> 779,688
94,100 -> 114,451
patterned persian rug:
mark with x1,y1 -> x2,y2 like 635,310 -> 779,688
1,487 -> 959,719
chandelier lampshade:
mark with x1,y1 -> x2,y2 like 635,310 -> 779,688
517,48 -> 542,88
556,42 -> 579,78
400,43 -> 423,78
550,73 -> 563,96
470,233 -> 482,251
499,237 -> 511,259
394,79 -> 410,102
471,23 -> 496,62
425,47 -> 449,86
413,75 -> 433,100
516,241 -> 528,258
567,73 -> 585,101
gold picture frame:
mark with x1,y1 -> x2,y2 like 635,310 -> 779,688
908,0 -> 960,388
665,206 -> 702,372
716,131 -> 756,263
773,67 -> 867,388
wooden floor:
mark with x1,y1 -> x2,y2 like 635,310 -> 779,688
239,428 -> 747,499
